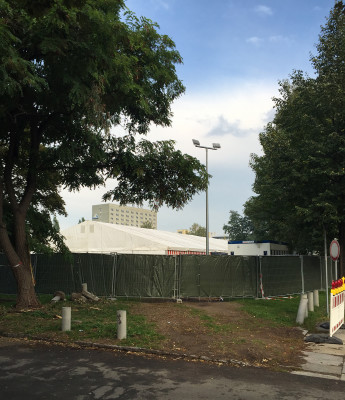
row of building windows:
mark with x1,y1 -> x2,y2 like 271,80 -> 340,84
109,209 -> 153,217
110,217 -> 152,221
110,213 -> 153,219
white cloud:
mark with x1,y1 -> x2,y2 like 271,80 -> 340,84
269,35 -> 294,45
145,80 -> 277,167
246,36 -> 263,46
255,5 -> 273,16
57,80 -> 277,233
246,35 -> 294,47
207,116 -> 253,138
151,0 -> 170,11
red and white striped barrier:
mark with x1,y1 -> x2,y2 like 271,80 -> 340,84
166,250 -> 206,255
330,278 -> 345,337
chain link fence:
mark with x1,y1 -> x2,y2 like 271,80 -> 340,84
0,253 -> 337,298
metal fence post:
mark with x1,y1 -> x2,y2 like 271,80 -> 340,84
256,256 -> 259,298
300,255 -> 304,294
111,253 -> 117,298
258,256 -> 264,298
319,256 -> 323,290
178,254 -> 182,300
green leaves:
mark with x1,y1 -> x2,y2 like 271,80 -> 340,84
187,223 -> 206,237
0,0 -> 202,262
103,139 -> 208,210
245,2 -> 345,254
223,210 -> 255,241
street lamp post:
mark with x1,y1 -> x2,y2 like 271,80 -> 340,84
192,139 -> 221,255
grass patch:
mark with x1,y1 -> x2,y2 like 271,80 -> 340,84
236,291 -> 329,332
0,294 -> 164,349
0,291 -> 331,351
188,307 -> 234,333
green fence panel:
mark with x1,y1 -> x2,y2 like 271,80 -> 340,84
321,256 -> 337,289
114,255 -> 176,298
179,255 -> 202,298
0,254 -> 17,294
199,256 -> 231,298
260,256 -> 302,297
34,254 -> 75,294
303,256 -> 322,292
228,256 -> 258,297
75,253 -> 115,296
179,255 -> 257,298
0,253 -> 325,299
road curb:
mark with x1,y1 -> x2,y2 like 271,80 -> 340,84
0,332 -> 252,368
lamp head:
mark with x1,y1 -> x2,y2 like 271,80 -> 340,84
192,139 -> 200,147
212,143 -> 221,149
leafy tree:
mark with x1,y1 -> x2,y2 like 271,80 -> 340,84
245,74 -> 331,254
187,223 -> 206,237
245,1 -> 345,273
0,0 -> 208,308
223,210 -> 255,241
141,220 -> 154,229
78,218 -> 86,224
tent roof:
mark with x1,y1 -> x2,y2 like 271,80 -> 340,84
61,220 -> 228,254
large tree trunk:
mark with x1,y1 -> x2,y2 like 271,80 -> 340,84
0,216 -> 40,309
14,213 -> 40,309
11,263 -> 40,309
1,115 -> 42,309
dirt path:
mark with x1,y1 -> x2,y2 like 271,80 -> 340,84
131,301 -> 306,370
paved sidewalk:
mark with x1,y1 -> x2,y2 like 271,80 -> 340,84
292,329 -> 345,381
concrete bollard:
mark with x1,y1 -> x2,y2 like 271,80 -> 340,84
301,294 -> 308,318
117,310 -> 127,340
307,291 -> 314,312
62,307 -> 71,331
313,289 -> 319,307
296,294 -> 308,324
82,283 -> 87,292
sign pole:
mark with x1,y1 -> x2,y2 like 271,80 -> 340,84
329,238 -> 341,316
335,260 -> 338,280
324,230 -> 329,315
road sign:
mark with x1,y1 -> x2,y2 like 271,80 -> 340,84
330,239 -> 340,261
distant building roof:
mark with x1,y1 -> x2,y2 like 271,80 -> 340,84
228,240 -> 289,245
62,221 -> 228,255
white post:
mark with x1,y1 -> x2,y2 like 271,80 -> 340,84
117,310 -> 127,340
62,307 -> 71,331
296,294 -> 308,325
307,291 -> 314,312
82,283 -> 87,292
313,289 -> 319,307
304,294 -> 308,318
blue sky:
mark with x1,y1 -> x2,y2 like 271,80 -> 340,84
58,0 -> 336,235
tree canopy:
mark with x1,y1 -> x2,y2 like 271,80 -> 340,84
0,0 -> 208,308
223,210 -> 255,241
245,1 -> 345,273
140,220 -> 154,229
187,223 -> 206,237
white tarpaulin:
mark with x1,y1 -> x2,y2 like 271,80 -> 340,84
61,221 -> 228,255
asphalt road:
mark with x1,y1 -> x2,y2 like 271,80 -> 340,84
1,337 -> 345,400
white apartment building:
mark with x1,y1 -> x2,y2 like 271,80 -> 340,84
92,204 -> 157,229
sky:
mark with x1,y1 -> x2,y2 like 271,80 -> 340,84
58,0 -> 336,235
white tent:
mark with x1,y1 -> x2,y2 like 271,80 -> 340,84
61,220 -> 228,255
